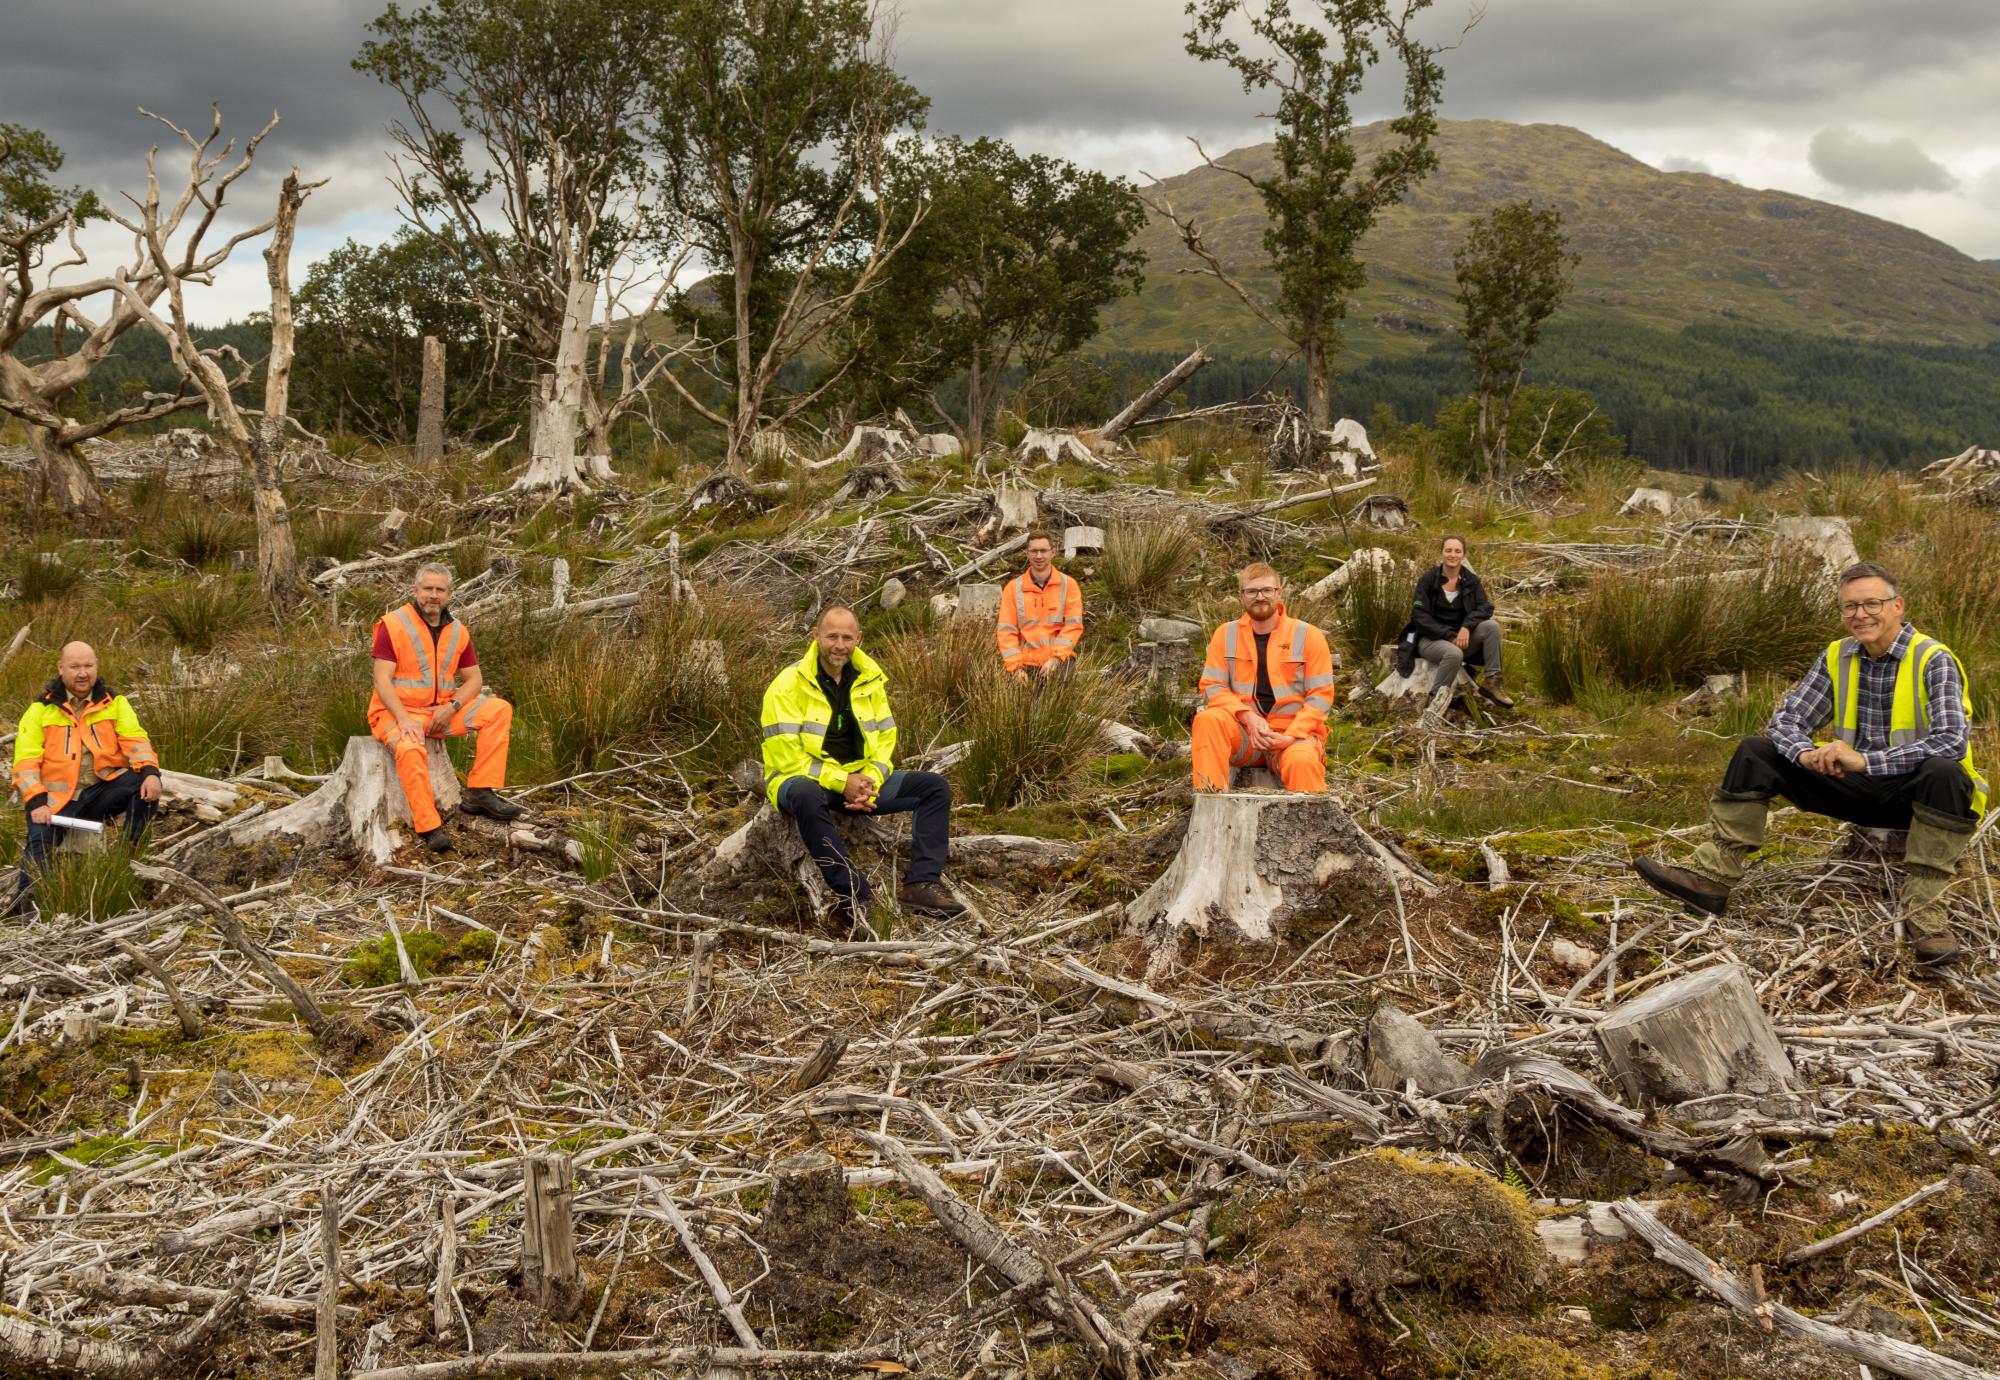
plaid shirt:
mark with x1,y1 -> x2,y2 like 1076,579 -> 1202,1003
1766,623 -> 1969,776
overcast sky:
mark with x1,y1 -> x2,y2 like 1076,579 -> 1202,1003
9,0 -> 1998,323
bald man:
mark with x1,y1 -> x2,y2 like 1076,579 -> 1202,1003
9,643 -> 162,918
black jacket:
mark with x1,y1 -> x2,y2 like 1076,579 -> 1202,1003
1407,565 -> 1493,642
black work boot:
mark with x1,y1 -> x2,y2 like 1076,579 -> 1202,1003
419,827 -> 455,854
460,787 -> 525,822
899,881 -> 966,919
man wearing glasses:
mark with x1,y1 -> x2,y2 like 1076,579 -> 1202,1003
1632,562 -> 1986,965
1191,564 -> 1335,792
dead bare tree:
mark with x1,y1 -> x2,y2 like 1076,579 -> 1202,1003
0,119 -> 260,519
106,109 -> 320,612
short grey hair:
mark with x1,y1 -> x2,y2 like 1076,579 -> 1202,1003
415,562 -> 455,586
1837,561 -> 1899,596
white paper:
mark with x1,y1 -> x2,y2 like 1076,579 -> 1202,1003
48,815 -> 105,833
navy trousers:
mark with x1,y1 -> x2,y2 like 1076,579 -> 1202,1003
776,769 -> 951,903
16,772 -> 157,895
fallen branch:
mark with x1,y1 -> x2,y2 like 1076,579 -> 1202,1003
343,1345 -> 908,1380
1100,348 -> 1211,446
1206,476 -> 1375,528
1781,1177 -> 1955,1267
645,1179 -> 761,1351
1613,1200 -> 2000,1380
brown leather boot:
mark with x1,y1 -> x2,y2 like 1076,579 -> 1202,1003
1631,858 -> 1731,915
899,881 -> 966,919
1902,814 -> 1971,966
1477,670 -> 1516,708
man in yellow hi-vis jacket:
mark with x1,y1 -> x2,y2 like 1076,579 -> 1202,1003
761,606 -> 963,926
10,642 -> 162,918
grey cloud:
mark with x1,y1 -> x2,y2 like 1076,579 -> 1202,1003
1661,156 -> 1712,174
1808,126 -> 1957,193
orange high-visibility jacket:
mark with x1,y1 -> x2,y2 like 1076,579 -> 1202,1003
1198,606 -> 1336,741
996,568 -> 1083,671
11,678 -> 161,813
370,603 -> 473,715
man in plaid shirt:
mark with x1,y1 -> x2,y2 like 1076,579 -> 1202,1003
1634,562 -> 1986,965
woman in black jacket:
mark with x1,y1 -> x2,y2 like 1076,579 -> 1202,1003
1406,535 -> 1514,706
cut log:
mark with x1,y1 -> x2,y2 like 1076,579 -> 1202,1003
913,432 -> 962,458
1594,963 -> 1795,1106
1125,792 -> 1392,959
688,472 -> 769,515
158,769 -> 240,812
1774,515 -> 1860,580
221,736 -> 460,865
1136,617 -> 1201,644
954,582 -> 1003,624
415,336 -> 446,465
1062,525 -> 1105,559
1678,672 -> 1744,708
1099,347 -> 1211,447
521,1154 -> 583,1322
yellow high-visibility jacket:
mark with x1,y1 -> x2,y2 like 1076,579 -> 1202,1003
760,642 -> 898,808
1821,631 -> 1987,817
12,679 -> 161,813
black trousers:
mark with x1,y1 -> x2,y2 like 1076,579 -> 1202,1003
776,769 -> 951,903
17,772 -> 158,893
1720,736 -> 1973,829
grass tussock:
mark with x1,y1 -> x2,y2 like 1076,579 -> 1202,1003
954,669 -> 1128,809
878,619 -> 995,758
148,577 -> 260,652
12,546 -> 86,604
1336,558 -> 1417,665
163,509 -> 252,570
1525,563 -> 1827,703
27,836 -> 146,923
298,509 -> 376,563
1098,520 -> 1202,615
1897,504 -> 2000,722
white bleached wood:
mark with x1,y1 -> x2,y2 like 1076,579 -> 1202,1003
224,736 -> 461,864
1595,963 -> 1795,1105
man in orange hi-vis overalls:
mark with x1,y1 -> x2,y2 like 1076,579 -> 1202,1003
996,530 -> 1083,682
368,563 -> 524,852
1191,563 -> 1334,793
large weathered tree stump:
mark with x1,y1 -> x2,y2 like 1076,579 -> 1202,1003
223,736 -> 459,864
1125,792 -> 1391,960
1594,963 -> 1794,1105
954,581 -> 1003,624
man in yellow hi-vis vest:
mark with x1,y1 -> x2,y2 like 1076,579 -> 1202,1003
1633,562 -> 1986,965
761,606 -> 963,930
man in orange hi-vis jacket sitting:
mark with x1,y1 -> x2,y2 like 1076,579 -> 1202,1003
1191,564 -> 1334,792
368,563 -> 524,853
996,530 -> 1083,683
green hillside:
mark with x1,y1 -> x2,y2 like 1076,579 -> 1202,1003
1101,119 -> 2000,361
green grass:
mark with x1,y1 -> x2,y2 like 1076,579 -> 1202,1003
878,619 -> 995,758
575,808 -> 636,884
26,836 -> 147,922
298,509 -> 376,563
1098,521 -> 1204,616
163,509 -> 252,570
148,577 -> 261,652
12,545 -> 86,604
953,668 -> 1131,809
1381,781 -> 1699,837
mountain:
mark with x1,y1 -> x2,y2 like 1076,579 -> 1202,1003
1097,119 -> 2000,361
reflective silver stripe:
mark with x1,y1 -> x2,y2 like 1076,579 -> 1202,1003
1198,670 -> 1226,682
391,606 -> 433,693
805,760 -> 825,779
858,717 -> 895,732
1049,637 -> 1076,648
1831,640 -> 1860,745
1230,679 -> 1256,694
1303,694 -> 1334,713
1301,674 -> 1335,689
437,619 -> 465,690
1223,623 -> 1238,662
867,759 -> 892,777
763,722 -> 805,737
1291,621 -> 1307,663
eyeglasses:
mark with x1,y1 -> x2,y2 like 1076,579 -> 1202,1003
1241,586 -> 1280,598
1838,597 -> 1898,616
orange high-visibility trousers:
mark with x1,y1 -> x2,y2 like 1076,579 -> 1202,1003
1190,706 -> 1326,793
368,695 -> 513,833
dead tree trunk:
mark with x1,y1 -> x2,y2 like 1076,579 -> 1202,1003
24,426 -> 105,521
1126,793 -> 1393,965
250,170 -> 307,611
515,276 -> 600,494
221,736 -> 461,865
415,335 -> 446,465
1100,347 -> 1211,447
521,1155 -> 583,1322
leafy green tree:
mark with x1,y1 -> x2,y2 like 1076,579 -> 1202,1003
1434,383 -> 1626,478
1454,200 -> 1577,483
1166,0 -> 1452,431
293,231 -> 517,443
649,0 -> 928,470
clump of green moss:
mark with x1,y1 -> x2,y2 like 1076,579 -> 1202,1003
342,929 -> 451,986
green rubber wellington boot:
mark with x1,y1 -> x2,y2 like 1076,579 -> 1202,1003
1632,795 -> 1767,915
1901,809 -> 1973,966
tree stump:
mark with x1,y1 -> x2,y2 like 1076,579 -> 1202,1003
1016,428 -> 1101,468
1125,792 -> 1391,961
415,335 -> 446,465
954,582 -> 1003,624
1618,487 -> 1679,517
1352,494 -> 1411,530
1327,417 -> 1376,465
913,432 -> 962,458
1371,656 -> 1476,709
976,485 -> 1039,544
224,736 -> 460,864
1775,516 -> 1859,580
1594,964 -> 1795,1106
520,1154 -> 583,1322
672,805 -> 833,913
1062,525 -> 1106,559
829,425 -> 912,465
